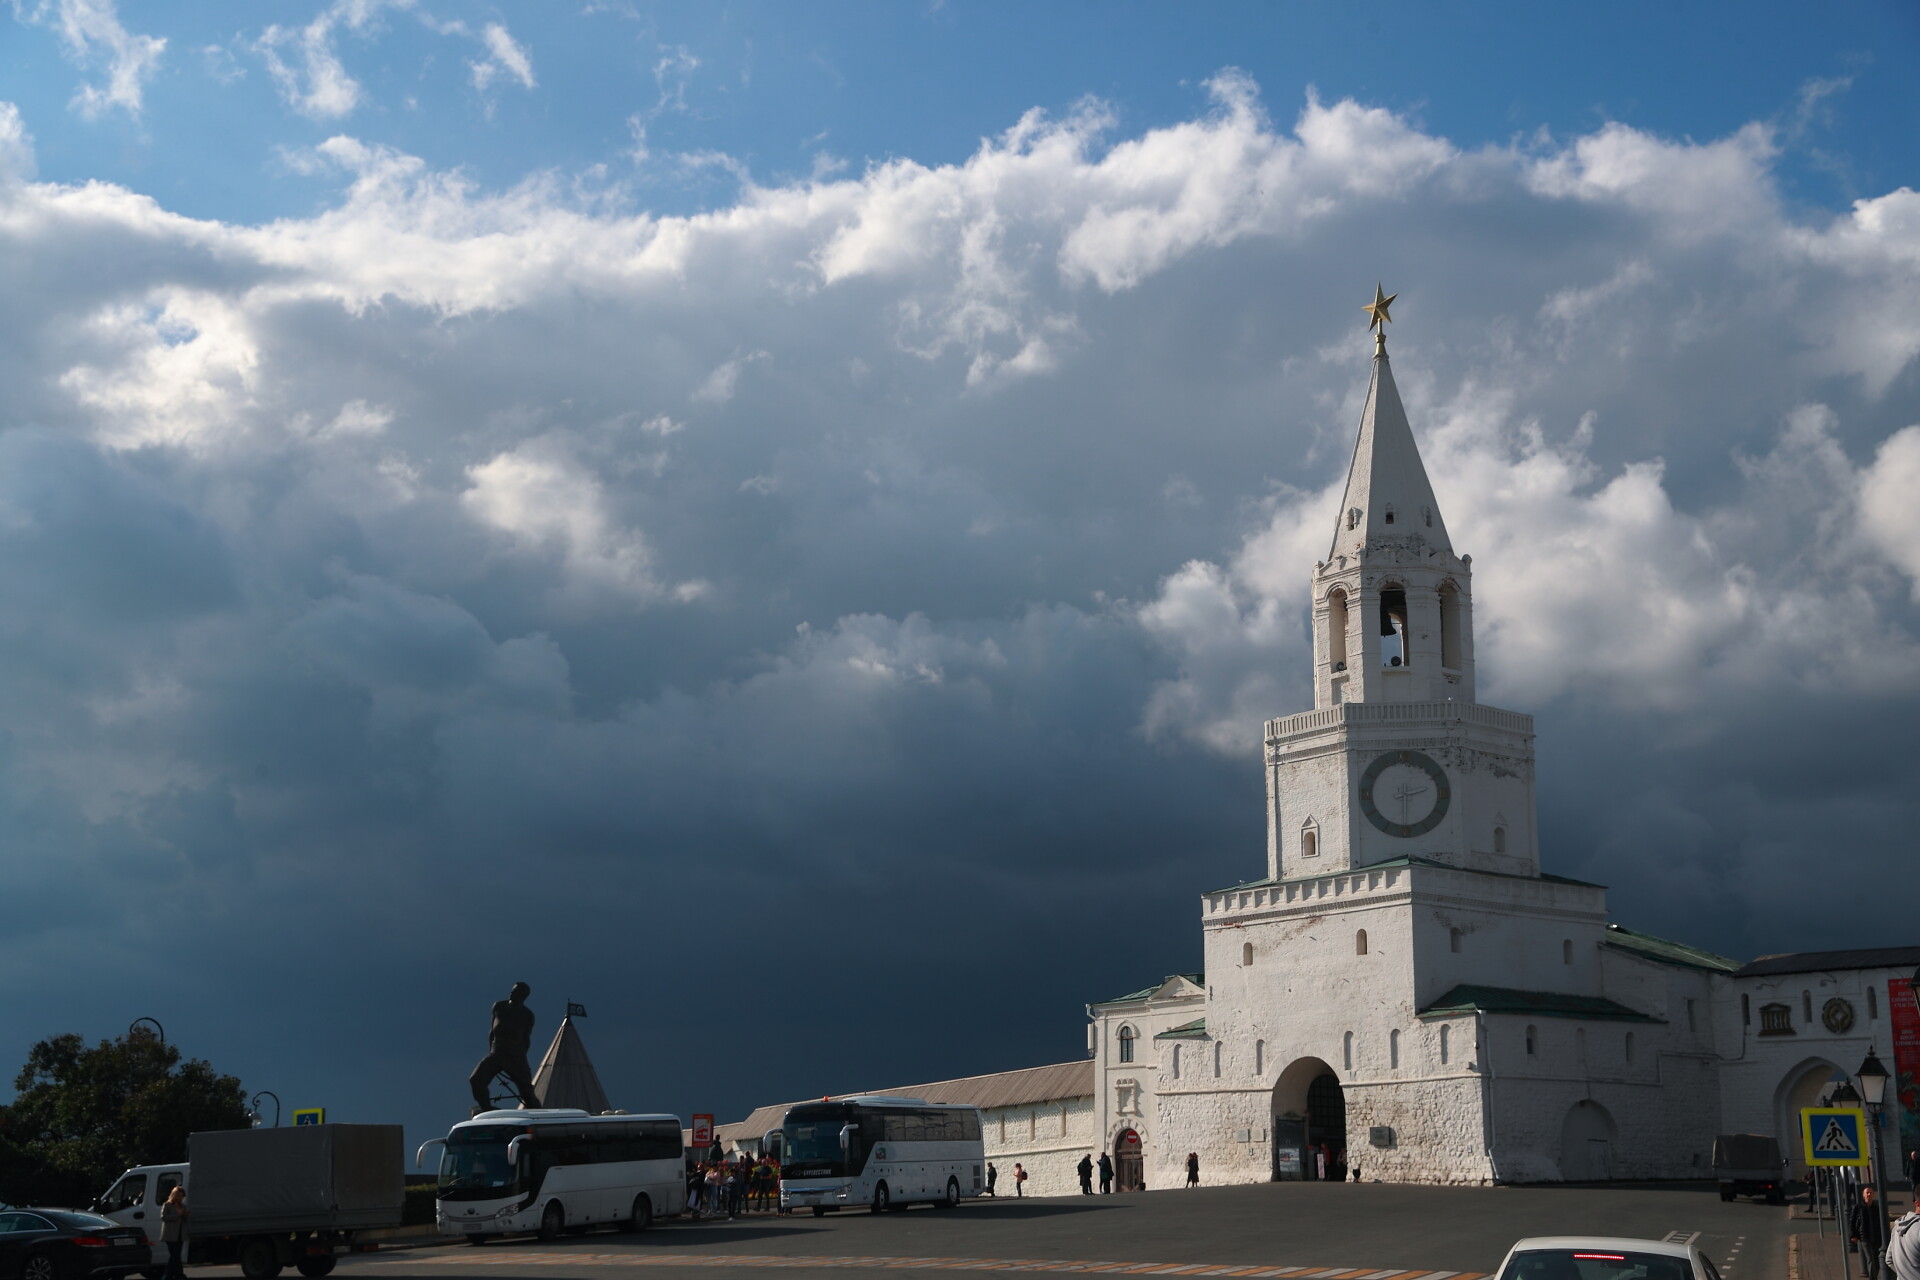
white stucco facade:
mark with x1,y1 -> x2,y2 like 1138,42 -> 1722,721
1075,335 -> 1918,1189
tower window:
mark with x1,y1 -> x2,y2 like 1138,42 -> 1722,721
1389,1029 -> 1401,1069
1384,504 -> 1396,526
1525,1025 -> 1536,1056
1438,1025 -> 1450,1065
1686,998 -> 1697,1032
1450,928 -> 1463,954
1241,941 -> 1254,967
1494,825 -> 1507,855
1742,993 -> 1750,1026
1424,506 -> 1433,528
1346,507 -> 1361,530
1870,986 -> 1879,1020
1302,818 -> 1320,859
1803,990 -> 1813,1023
1439,581 -> 1462,671
1171,1045 -> 1181,1080
1562,939 -> 1573,965
1255,1039 -> 1265,1075
1380,586 -> 1409,667
1355,929 -> 1369,956
1117,1025 -> 1135,1064
1342,1031 -> 1354,1071
1625,1032 -> 1635,1063
1326,589 -> 1349,675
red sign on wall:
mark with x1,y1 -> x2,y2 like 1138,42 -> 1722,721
1887,980 -> 1920,1159
692,1114 -> 715,1148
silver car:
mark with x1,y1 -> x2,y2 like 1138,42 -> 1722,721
1493,1236 -> 1725,1280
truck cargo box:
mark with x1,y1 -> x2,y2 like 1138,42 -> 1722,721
186,1124 -> 404,1235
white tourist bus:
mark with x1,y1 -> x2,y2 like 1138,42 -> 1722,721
777,1096 -> 984,1215
418,1109 -> 684,1242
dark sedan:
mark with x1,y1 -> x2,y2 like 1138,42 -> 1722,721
0,1210 -> 149,1280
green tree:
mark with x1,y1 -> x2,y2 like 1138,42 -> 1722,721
0,1028 -> 249,1206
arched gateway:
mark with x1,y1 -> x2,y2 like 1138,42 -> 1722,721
1270,1057 -> 1345,1181
1113,1128 -> 1144,1192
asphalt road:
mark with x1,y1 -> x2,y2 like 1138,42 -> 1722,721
272,1183 -> 1793,1280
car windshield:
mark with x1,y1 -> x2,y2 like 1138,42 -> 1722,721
45,1211 -> 120,1230
1501,1249 -> 1695,1280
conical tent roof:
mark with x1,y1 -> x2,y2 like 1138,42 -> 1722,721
531,1016 -> 611,1114
1328,348 -> 1451,560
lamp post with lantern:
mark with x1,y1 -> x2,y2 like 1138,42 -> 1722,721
1858,1048 -> 1891,1212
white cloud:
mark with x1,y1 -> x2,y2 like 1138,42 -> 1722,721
692,350 -> 768,404
256,14 -> 363,119
469,22 -> 535,94
1860,424 -> 1920,599
18,0 -> 166,119
0,101 -> 34,183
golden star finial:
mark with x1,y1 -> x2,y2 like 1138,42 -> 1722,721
1363,282 -> 1397,333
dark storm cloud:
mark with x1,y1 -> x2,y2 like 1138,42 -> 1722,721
0,78 -> 1916,1150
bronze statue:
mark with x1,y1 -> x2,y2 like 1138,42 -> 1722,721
468,982 -> 541,1116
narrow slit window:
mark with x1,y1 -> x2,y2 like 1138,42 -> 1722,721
1342,1031 -> 1354,1071
1242,941 -> 1254,967
1389,1029 -> 1401,1069
1562,939 -> 1573,965
1525,1025 -> 1537,1056
1450,928 -> 1463,954
1355,928 -> 1369,956
1438,1025 -> 1450,1065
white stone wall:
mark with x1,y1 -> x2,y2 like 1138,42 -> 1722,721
980,1094 -> 1098,1197
1715,965 -> 1916,1179
1087,978 -> 1204,1185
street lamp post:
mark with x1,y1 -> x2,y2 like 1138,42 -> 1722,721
128,1018 -> 165,1043
250,1091 -> 281,1128
1859,1049 -> 1891,1211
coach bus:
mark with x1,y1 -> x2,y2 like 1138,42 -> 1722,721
778,1096 -> 984,1215
418,1109 -> 684,1242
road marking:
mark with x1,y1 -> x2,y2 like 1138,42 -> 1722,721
1660,1232 -> 1699,1247
396,1251 -> 1484,1280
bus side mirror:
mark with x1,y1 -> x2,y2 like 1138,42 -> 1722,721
507,1136 -> 530,1166
839,1124 -> 858,1153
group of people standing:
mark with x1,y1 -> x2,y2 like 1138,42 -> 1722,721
1073,1152 -> 1119,1194
685,1154 -> 782,1219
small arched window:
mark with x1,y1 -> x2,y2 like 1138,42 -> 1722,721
1117,1026 -> 1135,1064
1384,503 -> 1396,526
1302,826 -> 1320,858
1255,1039 -> 1265,1075
1241,941 -> 1254,967
1170,1045 -> 1182,1080
1342,1031 -> 1354,1071
1389,1029 -> 1401,1069
1525,1025 -> 1537,1056
1438,1025 -> 1450,1065
1212,1041 -> 1222,1078
1493,825 -> 1507,854
1450,927 -> 1463,954
1355,929 -> 1369,956
1346,507 -> 1360,530
1562,939 -> 1573,965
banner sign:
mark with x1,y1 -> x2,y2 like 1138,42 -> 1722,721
1890,978 -> 1920,1162
691,1114 -> 714,1148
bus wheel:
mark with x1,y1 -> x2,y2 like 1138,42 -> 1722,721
870,1183 -> 890,1214
296,1256 -> 337,1277
627,1194 -> 653,1233
810,1207 -> 826,1218
537,1202 -> 565,1242
936,1178 -> 959,1209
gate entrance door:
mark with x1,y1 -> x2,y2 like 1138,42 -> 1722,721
1114,1129 -> 1144,1192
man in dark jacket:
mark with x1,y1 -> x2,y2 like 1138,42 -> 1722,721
1853,1184 -> 1891,1280
1077,1154 -> 1094,1194
1097,1152 -> 1113,1193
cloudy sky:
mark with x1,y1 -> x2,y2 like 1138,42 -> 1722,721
2,0 -> 1917,1149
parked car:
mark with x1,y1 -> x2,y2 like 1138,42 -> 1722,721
1493,1236 -> 1725,1280
0,1209 -> 150,1280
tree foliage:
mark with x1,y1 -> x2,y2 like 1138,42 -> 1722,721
0,1028 -> 249,1206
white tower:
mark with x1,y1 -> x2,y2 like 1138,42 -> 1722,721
1264,293 -> 1539,881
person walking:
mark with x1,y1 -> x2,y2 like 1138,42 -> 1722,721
1097,1152 -> 1113,1194
985,1162 -> 997,1197
1077,1154 -> 1094,1195
160,1186 -> 187,1280
1855,1185 -> 1892,1280
1185,1152 -> 1199,1187
1013,1163 -> 1027,1197
1891,1196 -> 1920,1280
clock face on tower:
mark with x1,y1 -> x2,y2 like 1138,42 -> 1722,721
1358,749 -> 1451,838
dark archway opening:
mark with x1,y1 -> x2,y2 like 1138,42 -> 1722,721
1113,1128 -> 1144,1192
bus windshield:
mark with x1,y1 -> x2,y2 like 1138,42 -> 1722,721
438,1125 -> 523,1201
783,1107 -> 862,1176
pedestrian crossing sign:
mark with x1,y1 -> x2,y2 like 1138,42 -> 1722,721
1801,1107 -> 1871,1166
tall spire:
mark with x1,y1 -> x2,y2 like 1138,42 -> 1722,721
1329,288 -> 1450,560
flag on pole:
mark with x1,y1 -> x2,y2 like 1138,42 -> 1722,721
567,1002 -> 589,1018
